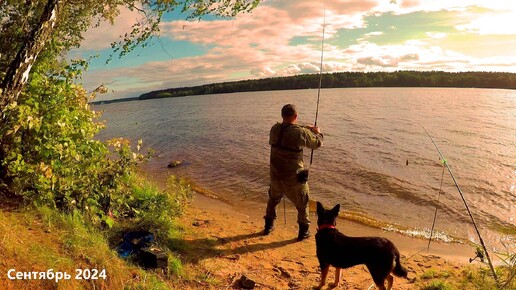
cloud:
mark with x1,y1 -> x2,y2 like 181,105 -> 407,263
374,0 -> 516,17
79,6 -> 143,51
77,0 -> 516,100
153,1 -> 388,83
157,5 -> 330,81
456,10 -> 516,35
251,61 -> 352,78
358,31 -> 384,42
161,0 -> 388,48
357,56 -> 399,67
250,66 -> 276,78
83,44 -> 272,98
426,32 -> 447,39
400,53 -> 419,61
345,40 -> 475,71
400,0 -> 420,9
267,0 -> 379,23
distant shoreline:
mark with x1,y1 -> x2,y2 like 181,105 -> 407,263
90,70 -> 516,104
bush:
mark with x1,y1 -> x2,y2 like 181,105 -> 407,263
1,60 -> 194,282
0,62 -> 150,227
112,175 -> 193,236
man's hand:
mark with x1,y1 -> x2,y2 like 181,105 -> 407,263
306,125 -> 321,135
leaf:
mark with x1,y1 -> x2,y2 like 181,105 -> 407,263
105,217 -> 114,228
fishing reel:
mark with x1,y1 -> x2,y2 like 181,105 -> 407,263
297,169 -> 309,184
469,246 -> 485,263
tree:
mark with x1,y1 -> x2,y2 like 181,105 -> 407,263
0,0 -> 262,205
1,0 -> 59,107
1,0 -> 261,111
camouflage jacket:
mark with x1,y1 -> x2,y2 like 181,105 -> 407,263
269,123 -> 323,179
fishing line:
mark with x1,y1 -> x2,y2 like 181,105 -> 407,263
406,247 -> 429,261
283,196 -> 287,225
419,123 -> 499,285
157,37 -> 174,59
427,164 -> 445,250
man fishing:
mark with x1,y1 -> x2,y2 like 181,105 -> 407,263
263,104 -> 324,241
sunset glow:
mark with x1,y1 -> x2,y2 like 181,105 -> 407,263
74,0 -> 516,100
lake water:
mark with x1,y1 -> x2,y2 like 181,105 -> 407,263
94,88 -> 515,250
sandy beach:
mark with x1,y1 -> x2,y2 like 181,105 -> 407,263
173,192 -> 480,289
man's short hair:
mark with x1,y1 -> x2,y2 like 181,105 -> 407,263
281,104 -> 297,117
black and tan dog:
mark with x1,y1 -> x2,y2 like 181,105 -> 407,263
315,202 -> 408,290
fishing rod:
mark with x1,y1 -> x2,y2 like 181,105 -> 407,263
282,1 -> 326,226
309,0 -> 326,166
420,123 -> 499,286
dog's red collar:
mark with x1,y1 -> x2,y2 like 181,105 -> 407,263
317,224 -> 336,231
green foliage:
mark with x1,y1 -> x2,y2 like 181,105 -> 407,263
421,269 -> 452,280
1,0 -> 263,83
101,174 -> 192,279
38,172 -> 193,279
457,254 -> 516,290
34,176 -> 192,279
496,250 -> 516,289
421,280 -> 454,290
421,270 -> 439,280
168,255 -> 184,277
465,241 -> 516,289
32,205 -> 173,289
0,62 -> 151,227
165,175 -> 195,215
113,174 -> 192,236
0,0 -> 240,239
0,0 -> 121,74
418,269 -> 457,290
1,0 -> 266,210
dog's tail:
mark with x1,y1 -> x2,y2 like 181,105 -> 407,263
393,254 -> 408,277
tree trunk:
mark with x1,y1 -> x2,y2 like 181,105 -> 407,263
0,0 -> 59,112
0,0 -> 59,194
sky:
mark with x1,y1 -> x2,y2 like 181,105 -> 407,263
72,0 -> 516,101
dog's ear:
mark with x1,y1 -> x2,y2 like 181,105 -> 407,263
316,201 -> 325,216
330,204 -> 340,216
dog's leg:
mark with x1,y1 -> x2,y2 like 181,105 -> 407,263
372,274 -> 387,290
314,266 -> 330,290
329,267 -> 341,288
386,274 -> 393,290
376,282 -> 387,290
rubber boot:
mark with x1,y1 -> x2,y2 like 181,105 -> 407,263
263,217 -> 275,235
297,223 -> 311,241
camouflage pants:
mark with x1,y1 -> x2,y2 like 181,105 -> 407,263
264,175 -> 310,225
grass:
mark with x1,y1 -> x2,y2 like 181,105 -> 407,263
421,279 -> 453,290
0,205 -> 175,290
0,174 -> 199,290
416,262 -> 516,290
421,269 -> 452,280
459,265 -> 516,290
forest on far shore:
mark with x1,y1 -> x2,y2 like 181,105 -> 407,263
132,70 -> 516,102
